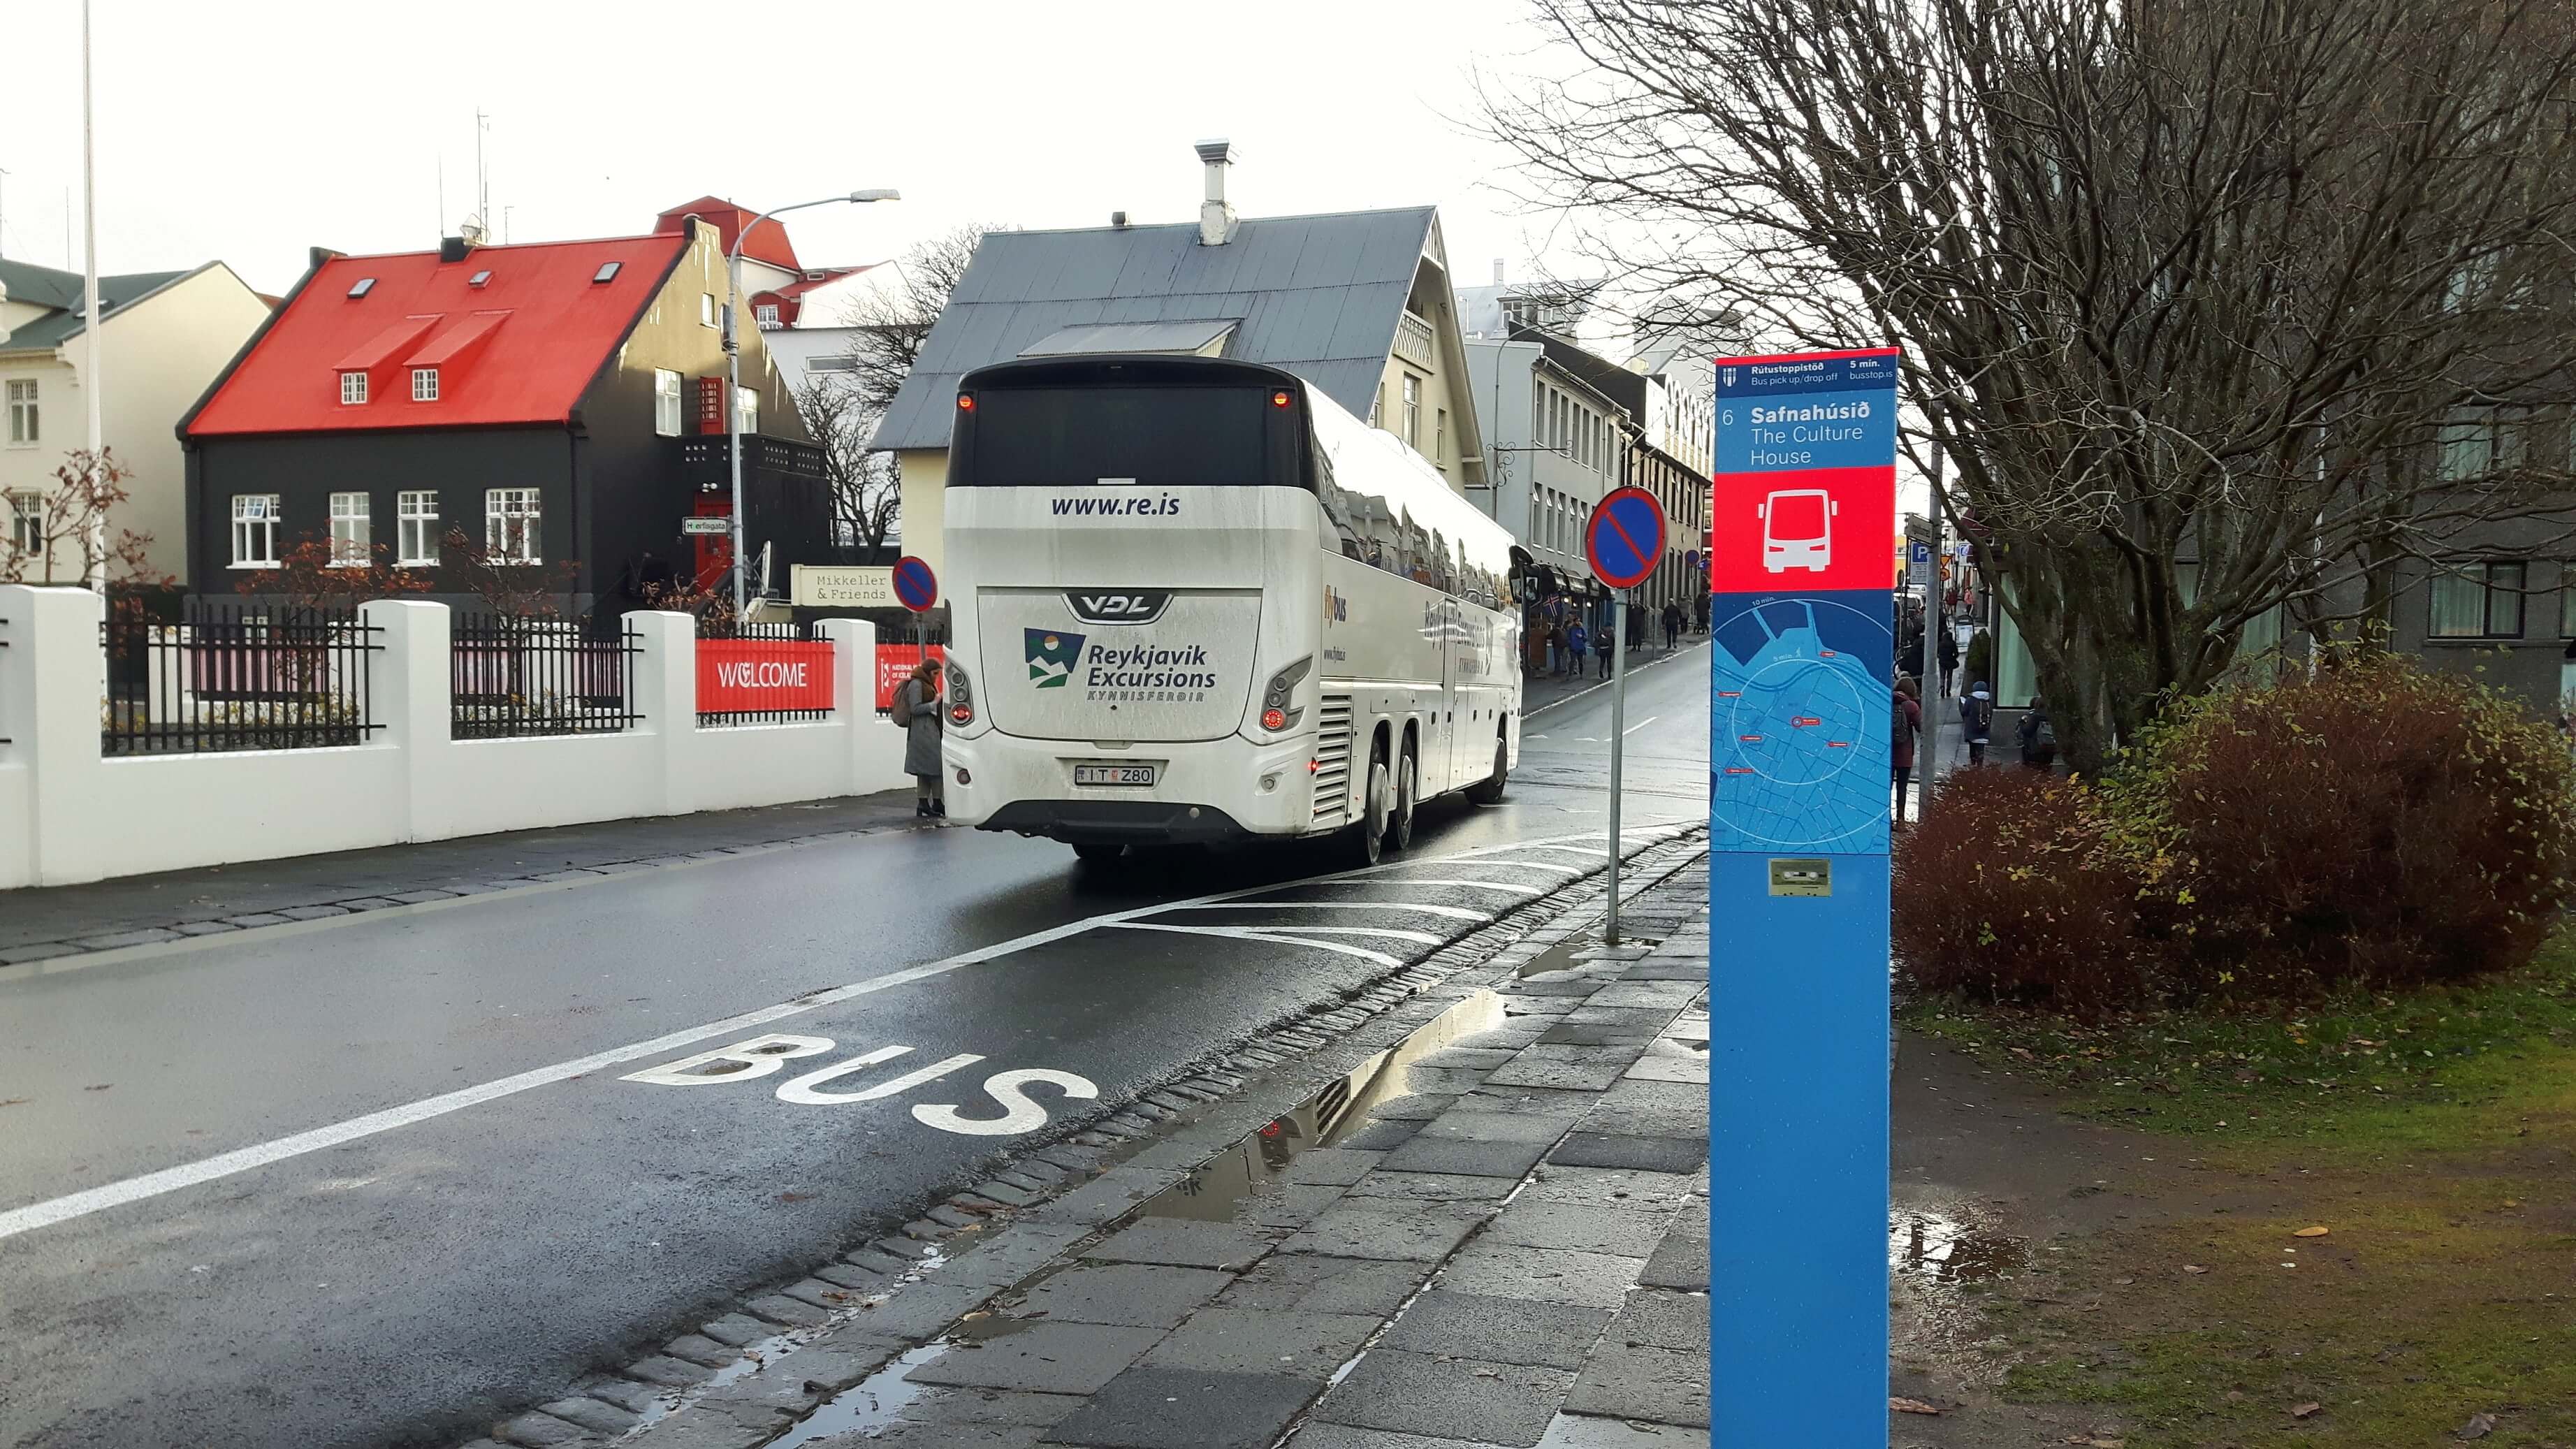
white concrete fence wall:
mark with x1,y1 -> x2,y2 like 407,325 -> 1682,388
0,586 -> 912,889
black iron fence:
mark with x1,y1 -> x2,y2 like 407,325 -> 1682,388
451,615 -> 642,739
697,618 -> 833,727
102,604 -> 381,755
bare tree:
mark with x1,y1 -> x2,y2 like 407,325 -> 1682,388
831,224 -> 997,416
1483,0 -> 2576,769
793,374 -> 901,554
0,449 -> 166,588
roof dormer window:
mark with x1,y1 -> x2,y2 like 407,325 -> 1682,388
340,371 -> 369,405
347,277 -> 376,299
592,262 -> 621,284
468,270 -> 492,288
411,367 -> 439,402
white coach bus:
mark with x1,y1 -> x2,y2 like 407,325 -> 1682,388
936,354 -> 1522,865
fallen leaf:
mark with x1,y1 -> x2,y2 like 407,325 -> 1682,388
2183,1265 -> 2209,1274
2290,1401 -> 2322,1418
2294,1225 -> 2330,1238
2458,1412 -> 2496,1440
1891,1397 -> 1944,1415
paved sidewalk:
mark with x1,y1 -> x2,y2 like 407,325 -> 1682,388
0,790 -> 922,963
541,850 -> 1714,1449
1523,633 -> 1708,717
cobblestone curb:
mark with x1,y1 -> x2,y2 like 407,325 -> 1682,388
448,827 -> 1709,1449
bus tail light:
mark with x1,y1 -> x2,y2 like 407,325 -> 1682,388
946,660 -> 976,726
956,392 -> 975,412
1271,389 -> 1294,409
1261,657 -> 1312,732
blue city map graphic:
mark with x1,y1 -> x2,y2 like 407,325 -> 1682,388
1707,590 -> 1893,854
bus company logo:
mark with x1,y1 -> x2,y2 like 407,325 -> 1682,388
1323,586 -> 1348,624
1066,590 -> 1172,625
1026,629 -> 1086,689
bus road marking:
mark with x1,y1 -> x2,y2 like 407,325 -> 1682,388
1109,922 -> 1409,968
0,828 -> 1668,1244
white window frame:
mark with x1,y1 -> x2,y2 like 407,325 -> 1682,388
735,385 -> 758,436
411,367 -> 440,402
485,488 -> 541,565
6,491 -> 42,554
754,303 -> 779,328
1435,407 -> 1449,472
4,378 -> 36,446
654,369 -> 683,437
327,491 -> 372,566
340,370 -> 368,405
1401,373 -> 1422,449
701,293 -> 718,328
230,494 -> 280,569
396,490 -> 440,567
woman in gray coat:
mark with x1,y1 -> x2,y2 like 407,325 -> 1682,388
891,659 -> 945,818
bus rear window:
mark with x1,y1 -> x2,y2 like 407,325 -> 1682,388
952,386 -> 1293,488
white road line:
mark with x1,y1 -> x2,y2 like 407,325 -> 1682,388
1624,715 -> 1660,736
1506,845 -> 1615,859
1109,922 -> 1406,968
0,825 -> 1676,1242
1332,879 -> 1543,896
1154,901 -> 1491,922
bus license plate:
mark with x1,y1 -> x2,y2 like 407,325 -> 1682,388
1074,764 -> 1158,787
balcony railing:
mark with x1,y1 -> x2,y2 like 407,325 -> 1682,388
1394,310 -> 1437,370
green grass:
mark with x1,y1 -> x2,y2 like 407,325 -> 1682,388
1900,928 -> 2576,1156
1909,925 -> 2576,1445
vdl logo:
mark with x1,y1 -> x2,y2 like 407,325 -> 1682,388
1026,629 -> 1086,689
1065,590 -> 1172,625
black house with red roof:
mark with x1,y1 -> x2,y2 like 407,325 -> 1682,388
179,217 -> 824,613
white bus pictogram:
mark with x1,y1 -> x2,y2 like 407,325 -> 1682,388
1757,488 -> 1837,573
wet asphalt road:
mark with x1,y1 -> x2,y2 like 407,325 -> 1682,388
0,645 -> 1710,1449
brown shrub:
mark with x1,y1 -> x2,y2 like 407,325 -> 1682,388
2132,657 -> 2576,998
1893,767 -> 2151,1014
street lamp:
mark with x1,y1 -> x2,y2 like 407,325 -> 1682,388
726,189 -> 901,616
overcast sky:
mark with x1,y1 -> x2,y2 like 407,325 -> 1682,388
5,1 -> 1581,298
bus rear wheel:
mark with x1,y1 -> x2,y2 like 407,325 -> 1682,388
1466,735 -> 1508,805
1388,742 -> 1418,852
1351,745 -> 1390,866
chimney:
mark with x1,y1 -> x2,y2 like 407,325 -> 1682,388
1194,138 -> 1237,246
1493,259 -> 1506,285
439,235 -> 470,264
1111,211 -> 1129,228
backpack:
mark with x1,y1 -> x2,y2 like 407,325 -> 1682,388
2028,714 -> 2058,763
1963,697 -> 1993,738
1892,696 -> 1911,743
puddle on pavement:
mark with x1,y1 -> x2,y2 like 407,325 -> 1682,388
775,990 -> 1513,1441
1513,934 -> 1660,980
769,1344 -> 947,1447
1130,987 -> 1508,1223
1890,1209 -> 2023,1284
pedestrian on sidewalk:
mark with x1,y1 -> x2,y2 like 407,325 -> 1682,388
892,660 -> 946,817
1893,675 -> 1922,823
1594,619 -> 1615,677
1661,600 -> 1683,650
1694,590 -> 1711,634
1938,627 -> 1959,697
1960,681 -> 1994,766
1565,619 -> 1589,679
2018,694 -> 2058,771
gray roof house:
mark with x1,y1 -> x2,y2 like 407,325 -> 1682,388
1,256 -> 270,583
870,142 -> 1487,571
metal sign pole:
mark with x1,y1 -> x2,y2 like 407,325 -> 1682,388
1606,587 -> 1627,945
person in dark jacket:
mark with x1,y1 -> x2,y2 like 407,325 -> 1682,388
1893,676 -> 1923,823
1937,627 -> 1960,697
1960,682 -> 1994,766
891,659 -> 946,817
1594,620 -> 1615,677
2018,694 -> 2058,770
1694,591 -> 1711,634
1661,600 -> 1684,650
